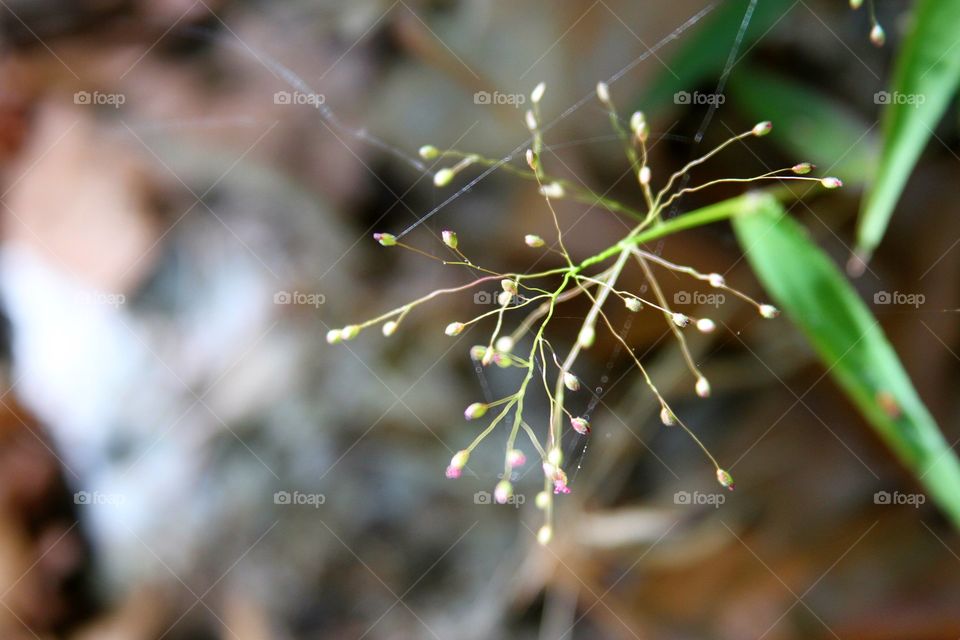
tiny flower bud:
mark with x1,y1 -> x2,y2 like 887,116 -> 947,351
547,447 -> 563,467
752,121 -> 773,137
495,336 -> 514,354
563,371 -> 580,392
498,291 -> 513,306
570,417 -> 591,435
494,480 -> 514,504
464,402 -> 488,420
326,329 -> 343,344
791,162 -> 814,175
708,273 -> 725,288
501,279 -> 518,295
596,81 -> 611,104
660,406 -> 676,426
820,177 -> 843,189
493,353 -> 512,368
870,24 -> 886,47
716,468 -> 735,490
672,312 -> 690,328
525,109 -> 538,131
382,320 -> 398,337
525,149 -> 538,170
625,296 -> 643,312
373,232 -> 397,247
759,304 -> 780,319
433,168 -> 455,187
442,229 -> 458,249
445,322 -> 465,336
525,234 -> 545,248
445,449 -> 470,479
535,491 -> 549,509
531,81 -> 546,104
552,468 -> 571,494
638,166 -> 652,186
341,325 -> 361,341
470,345 -> 487,360
481,349 -> 494,366
537,525 -> 553,545
695,376 -> 711,398
419,145 -> 439,159
849,0 -> 863,8
539,182 -> 565,199
578,325 -> 596,348
629,110 -> 646,135
507,449 -> 527,468
696,318 -> 716,333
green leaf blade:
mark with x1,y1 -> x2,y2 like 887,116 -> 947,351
856,0 -> 960,263
733,199 -> 960,528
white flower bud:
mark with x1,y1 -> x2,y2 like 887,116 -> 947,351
445,322 -> 465,336
525,149 -> 538,170
434,168 -> 455,187
578,325 -> 596,349
525,109 -> 538,131
625,297 -> 643,312
419,145 -> 439,159
629,111 -> 646,135
696,318 -> 716,333
870,24 -> 885,47
659,406 -> 676,426
820,177 -> 843,189
539,182 -> 565,199
341,325 -> 361,340
537,525 -> 553,545
442,229 -> 458,249
326,329 -> 343,344
759,304 -> 780,319
470,345 -> 487,360
535,491 -> 549,509
531,81 -> 546,104
563,371 -> 580,392
849,0 -> 863,8
382,320 -> 398,337
501,279 -> 518,295
595,81 -> 610,104
525,234 -> 545,248
547,447 -> 563,467
672,312 -> 690,328
498,291 -> 513,306
708,273 -> 725,288
495,336 -> 514,353
638,166 -> 651,186
695,376 -> 711,398
752,121 -> 773,137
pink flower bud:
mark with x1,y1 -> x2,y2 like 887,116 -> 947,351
445,450 -> 469,479
708,273 -> 725,288
570,417 -> 591,435
820,177 -> 843,189
373,232 -> 397,247
716,468 -> 735,490
464,402 -> 488,420
445,322 -> 465,336
752,121 -> 773,137
791,162 -> 814,175
507,449 -> 527,468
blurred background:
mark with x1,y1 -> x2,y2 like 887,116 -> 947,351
0,0 -> 958,638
